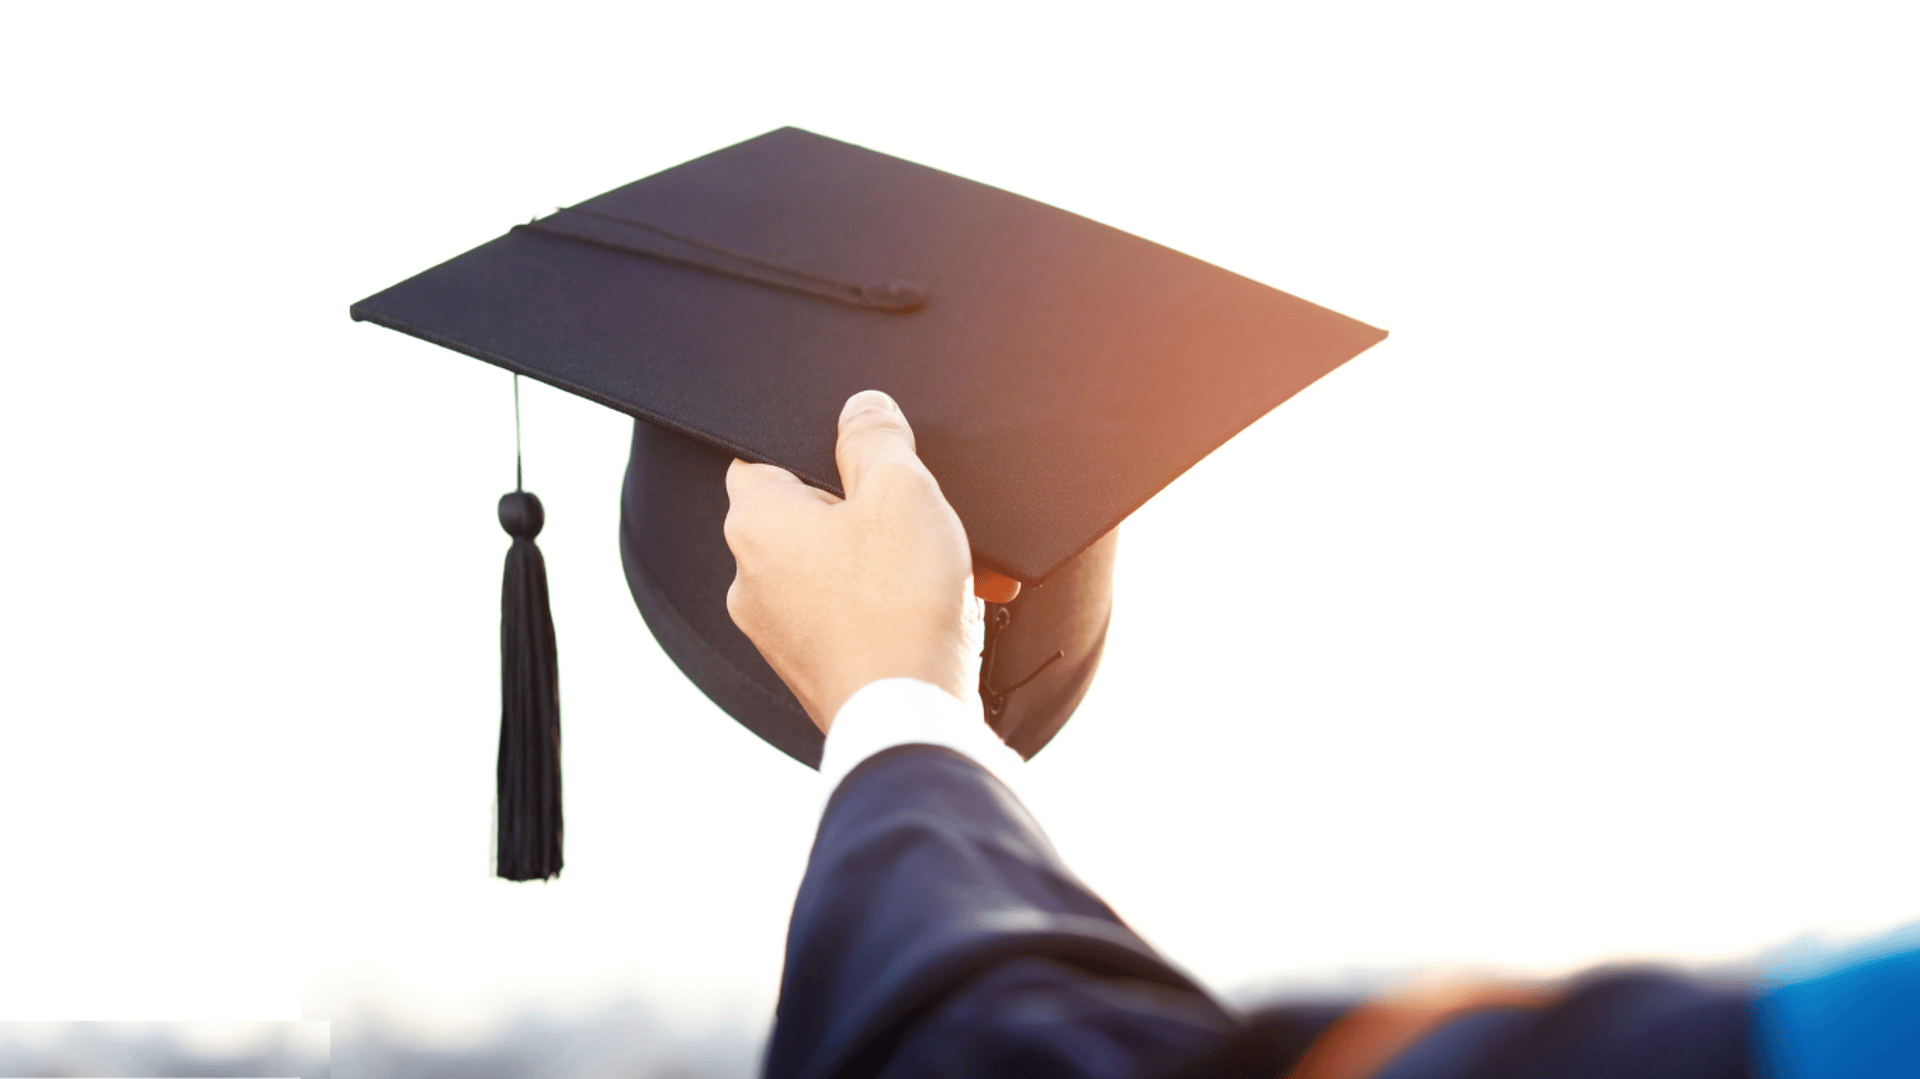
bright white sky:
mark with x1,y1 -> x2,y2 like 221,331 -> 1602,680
2,0 -> 1915,1054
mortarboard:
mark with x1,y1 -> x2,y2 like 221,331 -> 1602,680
351,127 -> 1386,880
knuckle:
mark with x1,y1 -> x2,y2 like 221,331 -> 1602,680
867,458 -> 938,498
724,577 -> 751,626
721,501 -> 768,558
844,408 -> 915,448
723,458 -> 752,497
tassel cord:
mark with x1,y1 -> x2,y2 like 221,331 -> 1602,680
496,372 -> 564,881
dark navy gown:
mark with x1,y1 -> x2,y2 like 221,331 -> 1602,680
764,745 -> 1757,1079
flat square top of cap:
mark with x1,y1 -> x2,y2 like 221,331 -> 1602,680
351,127 -> 1386,583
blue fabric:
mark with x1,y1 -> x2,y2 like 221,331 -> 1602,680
1755,938 -> 1920,1079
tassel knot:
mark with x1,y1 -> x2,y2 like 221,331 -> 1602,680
498,490 -> 545,538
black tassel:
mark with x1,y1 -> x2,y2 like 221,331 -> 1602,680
496,489 -> 563,881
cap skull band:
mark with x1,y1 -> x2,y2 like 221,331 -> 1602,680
352,126 -> 1386,768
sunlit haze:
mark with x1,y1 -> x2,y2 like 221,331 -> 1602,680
2,0 -> 1914,1066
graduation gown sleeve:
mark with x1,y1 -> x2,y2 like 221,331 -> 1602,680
762,743 -> 1242,1079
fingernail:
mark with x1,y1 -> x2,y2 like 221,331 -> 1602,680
840,390 -> 896,421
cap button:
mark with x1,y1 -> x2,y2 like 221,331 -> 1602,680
861,279 -> 927,313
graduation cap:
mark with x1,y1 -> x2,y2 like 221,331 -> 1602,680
351,127 -> 1386,881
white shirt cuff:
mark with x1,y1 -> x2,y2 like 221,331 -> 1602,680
818,678 -> 1025,799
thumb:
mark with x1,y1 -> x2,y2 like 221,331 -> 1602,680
835,389 -> 923,496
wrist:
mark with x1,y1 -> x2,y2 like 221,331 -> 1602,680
819,677 -> 1016,798
818,666 -> 972,735
809,631 -> 978,734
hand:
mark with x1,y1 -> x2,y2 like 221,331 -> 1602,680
724,391 -> 983,733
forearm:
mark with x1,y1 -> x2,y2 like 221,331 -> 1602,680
767,732 -> 1227,1079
